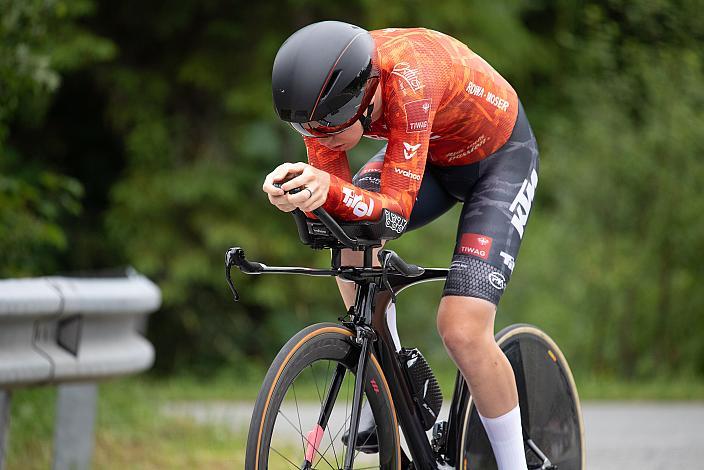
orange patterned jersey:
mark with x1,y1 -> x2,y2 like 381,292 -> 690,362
304,28 -> 518,221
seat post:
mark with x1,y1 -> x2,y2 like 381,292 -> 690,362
331,248 -> 341,269
363,246 -> 373,268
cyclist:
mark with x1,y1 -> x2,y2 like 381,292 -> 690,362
263,21 -> 539,470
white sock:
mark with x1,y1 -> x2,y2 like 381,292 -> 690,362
478,405 -> 528,470
385,302 -> 401,352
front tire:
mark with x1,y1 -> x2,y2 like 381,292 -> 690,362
245,322 -> 401,469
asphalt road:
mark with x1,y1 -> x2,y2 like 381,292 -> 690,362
163,401 -> 704,469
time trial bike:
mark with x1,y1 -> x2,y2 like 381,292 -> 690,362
227,191 -> 584,470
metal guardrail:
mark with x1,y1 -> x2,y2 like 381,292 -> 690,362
0,270 -> 161,470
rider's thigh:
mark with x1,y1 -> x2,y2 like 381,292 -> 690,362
442,101 -> 539,306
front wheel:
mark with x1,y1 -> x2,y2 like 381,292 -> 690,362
459,324 -> 586,470
245,322 -> 402,469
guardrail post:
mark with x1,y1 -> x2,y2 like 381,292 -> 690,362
0,390 -> 9,470
52,383 -> 97,470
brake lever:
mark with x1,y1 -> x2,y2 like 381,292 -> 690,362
225,248 -> 240,302
273,182 -> 303,194
380,251 -> 397,304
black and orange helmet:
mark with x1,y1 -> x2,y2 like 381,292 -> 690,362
272,21 -> 380,137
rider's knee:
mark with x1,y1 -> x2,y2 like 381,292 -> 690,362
436,296 -> 496,357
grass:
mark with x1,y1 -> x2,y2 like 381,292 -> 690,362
3,371 -> 703,469
576,375 -> 704,401
4,378 -> 250,470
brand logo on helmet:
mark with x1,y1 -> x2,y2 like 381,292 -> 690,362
403,142 -> 421,160
341,187 -> 375,218
392,62 -> 424,93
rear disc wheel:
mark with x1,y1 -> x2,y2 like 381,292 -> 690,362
460,324 -> 585,470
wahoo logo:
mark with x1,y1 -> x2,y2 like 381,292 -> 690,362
403,142 -> 421,160
509,169 -> 538,239
341,187 -> 375,218
394,167 -> 421,181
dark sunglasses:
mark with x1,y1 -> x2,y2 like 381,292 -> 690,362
289,74 -> 379,138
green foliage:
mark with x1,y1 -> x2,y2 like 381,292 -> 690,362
0,153 -> 83,276
522,0 -> 704,379
2,0 -> 703,381
0,0 -> 114,275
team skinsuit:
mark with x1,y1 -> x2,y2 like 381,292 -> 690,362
271,21 -> 538,470
303,27 -> 539,304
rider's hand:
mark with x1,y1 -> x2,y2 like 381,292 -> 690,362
262,162 -> 330,213
262,163 -> 298,212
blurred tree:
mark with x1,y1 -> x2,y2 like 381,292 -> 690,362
510,0 -> 704,379
2,0 -> 702,381
0,0 -> 114,276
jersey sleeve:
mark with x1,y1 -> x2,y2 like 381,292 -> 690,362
313,41 -> 445,223
303,137 -> 353,183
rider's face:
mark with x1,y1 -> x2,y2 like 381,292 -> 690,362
317,121 -> 364,152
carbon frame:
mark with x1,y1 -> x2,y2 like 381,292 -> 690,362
365,268 -> 469,468
226,246 -> 470,468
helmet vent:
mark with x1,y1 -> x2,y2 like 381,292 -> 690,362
319,70 -> 342,102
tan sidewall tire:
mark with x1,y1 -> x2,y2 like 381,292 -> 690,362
245,322 -> 401,470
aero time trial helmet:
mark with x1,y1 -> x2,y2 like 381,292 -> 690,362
272,21 -> 379,138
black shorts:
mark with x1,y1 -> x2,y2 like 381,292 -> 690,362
353,101 -> 539,305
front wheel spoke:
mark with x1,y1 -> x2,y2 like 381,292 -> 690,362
292,383 -> 307,458
277,409 -> 337,469
269,445 -> 301,469
353,424 -> 378,461
322,362 -> 341,467
277,409 -> 304,440
314,412 -> 353,468
310,364 -> 325,406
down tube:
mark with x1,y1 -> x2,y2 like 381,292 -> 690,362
371,290 -> 438,468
